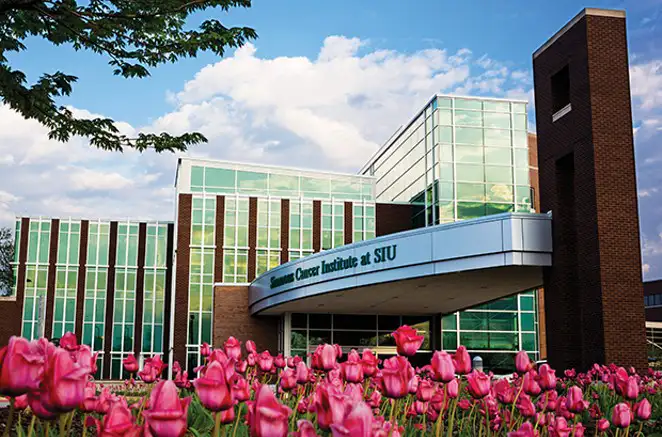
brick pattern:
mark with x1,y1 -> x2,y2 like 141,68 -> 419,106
213,285 -> 279,353
44,218 -> 60,339
313,201 -> 321,252
0,218 -> 29,346
247,197 -> 258,281
102,222 -> 119,378
133,223 -> 147,355
173,195 -> 192,368
533,13 -> 647,370
74,221 -> 89,343
344,202 -> 353,245
162,223 -> 175,355
214,196 -> 226,283
528,134 -> 541,213
281,199 -> 290,264
375,203 -> 415,237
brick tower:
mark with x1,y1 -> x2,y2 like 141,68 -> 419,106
533,9 -> 647,371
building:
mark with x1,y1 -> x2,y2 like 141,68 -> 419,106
0,7 -> 649,375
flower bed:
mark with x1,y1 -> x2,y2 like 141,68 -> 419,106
0,328 -> 660,436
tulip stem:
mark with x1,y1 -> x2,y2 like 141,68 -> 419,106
2,397 -> 15,437
446,397 -> 457,437
509,380 -> 524,432
26,415 -> 35,437
232,403 -> 243,437
213,411 -> 222,437
484,398 -> 490,437
59,414 -> 66,437
82,414 -> 87,437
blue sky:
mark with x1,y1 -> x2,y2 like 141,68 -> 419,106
1,0 -> 662,278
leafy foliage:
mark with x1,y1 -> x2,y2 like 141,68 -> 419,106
0,227 -> 14,296
0,0 -> 257,152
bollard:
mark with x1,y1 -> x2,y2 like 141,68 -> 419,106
472,355 -> 483,372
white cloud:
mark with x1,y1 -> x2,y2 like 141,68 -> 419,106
639,187 -> 659,197
68,167 -> 134,191
630,60 -> 662,110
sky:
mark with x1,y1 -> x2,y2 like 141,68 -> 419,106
1,0 -> 662,278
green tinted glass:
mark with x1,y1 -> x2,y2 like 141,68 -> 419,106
205,167 -> 235,188
484,112 -> 511,129
455,110 -> 482,127
455,127 -> 483,145
483,101 -> 510,112
454,99 -> 482,110
455,145 -> 483,164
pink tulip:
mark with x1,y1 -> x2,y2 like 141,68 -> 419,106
42,346 -> 89,413
280,368 -> 297,391
495,378 -> 515,404
218,407 -> 235,424
95,400 -> 142,436
597,418 -> 610,432
566,386 -> 588,413
80,382 -> 97,412
523,370 -> 541,396
538,389 -> 558,412
14,394 -> 28,410
257,351 -> 274,372
72,345 -> 98,375
0,336 -> 45,396
458,399 -> 472,410
313,384 -> 348,430
247,352 -> 257,367
341,350 -> 364,383
231,375 -> 251,402
123,354 -> 139,373
452,346 -> 472,375
59,332 -> 79,351
274,354 -> 286,369
361,349 -> 378,377
508,421 -> 538,437
249,384 -> 292,437
392,325 -> 425,357
224,336 -> 242,361
538,364 -> 557,391
295,361 -> 310,384
246,340 -> 257,355
634,398 -> 651,420
95,387 -> 119,414
330,402 -> 373,437
446,378 -> 459,398
466,370 -> 491,399
624,376 -> 639,400
416,378 -> 435,402
208,349 -> 229,366
612,403 -> 631,428
572,423 -> 586,437
294,420 -> 319,437
431,351 -> 455,382
236,359 -> 248,374
613,367 -> 628,396
143,380 -> 191,437
174,370 -> 190,389
193,360 -> 233,412
139,355 -> 166,383
172,361 -> 182,376
517,394 -> 537,418
200,342 -> 211,357
381,356 -> 415,399
367,390 -> 381,408
414,400 -> 428,415
548,416 -> 571,437
27,390 -> 58,420
515,351 -> 532,374
312,344 -> 339,371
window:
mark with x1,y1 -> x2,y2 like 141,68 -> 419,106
321,201 -> 344,250
52,220 -> 81,340
289,200 -> 313,261
353,203 -> 376,242
256,199 -> 281,276
551,65 -> 570,114
22,219 -> 51,340
143,224 -> 167,356
188,197 -> 216,370
223,197 -> 249,283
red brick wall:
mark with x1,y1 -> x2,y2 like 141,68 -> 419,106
375,203 -> 415,237
102,222 -> 119,378
74,220 -> 89,343
133,223 -> 147,355
313,201 -> 321,252
281,200 -> 290,263
214,196 -> 226,283
344,202 -> 353,244
0,218 -> 29,347
162,223 -> 175,355
173,195 -> 192,367
533,11 -> 646,370
247,197 -> 258,281
213,285 -> 279,353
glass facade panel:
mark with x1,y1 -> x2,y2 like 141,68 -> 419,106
223,197 -> 249,283
289,199 -> 314,261
256,199 -> 281,276
321,201 -> 344,250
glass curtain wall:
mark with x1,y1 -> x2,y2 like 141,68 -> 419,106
352,203 -> 376,242
52,219 -> 80,340
321,201 -> 344,250
142,224 -> 168,358
110,222 -> 139,379
223,196 -> 249,283
187,197 -> 216,372
83,220 -> 110,377
22,219 -> 51,340
288,200 -> 313,261
256,199 -> 281,276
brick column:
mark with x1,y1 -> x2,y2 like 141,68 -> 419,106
313,201 -> 321,252
174,195 -> 192,369
247,197 -> 258,281
74,220 -> 89,344
281,199 -> 290,263
214,196 -> 225,284
0,218 -> 30,347
344,202 -> 353,245
102,222 -> 118,378
533,9 -> 646,370
44,218 -> 59,339
133,223 -> 147,356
